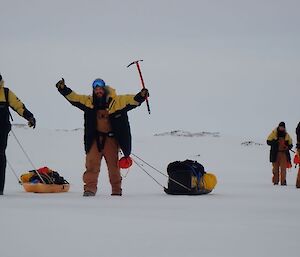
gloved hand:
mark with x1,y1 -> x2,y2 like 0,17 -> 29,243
140,88 -> 149,98
267,139 -> 278,147
56,78 -> 65,90
134,88 -> 149,103
283,141 -> 293,150
28,117 -> 36,129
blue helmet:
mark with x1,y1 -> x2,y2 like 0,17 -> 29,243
92,78 -> 106,88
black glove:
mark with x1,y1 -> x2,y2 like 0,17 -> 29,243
267,139 -> 278,147
28,117 -> 36,129
134,88 -> 149,103
140,88 -> 149,98
56,78 -> 65,90
283,140 -> 292,150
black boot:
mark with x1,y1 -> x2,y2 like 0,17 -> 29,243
83,191 -> 96,197
281,180 -> 287,186
111,188 -> 122,196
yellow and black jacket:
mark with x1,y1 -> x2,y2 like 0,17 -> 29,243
267,128 -> 293,163
58,85 -> 145,155
0,80 -> 34,131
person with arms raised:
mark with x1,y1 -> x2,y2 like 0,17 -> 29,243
56,78 -> 148,196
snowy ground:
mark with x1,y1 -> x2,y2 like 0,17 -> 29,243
1,126 -> 299,257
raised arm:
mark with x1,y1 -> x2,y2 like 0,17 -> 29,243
56,78 -> 93,111
109,88 -> 149,113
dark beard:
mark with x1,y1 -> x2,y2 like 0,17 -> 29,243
277,130 -> 286,138
94,96 -> 107,110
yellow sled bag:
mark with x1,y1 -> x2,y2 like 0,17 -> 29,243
199,173 -> 217,191
20,167 -> 70,193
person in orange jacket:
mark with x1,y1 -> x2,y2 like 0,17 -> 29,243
267,122 -> 293,186
295,122 -> 300,188
56,78 -> 148,196
0,74 -> 36,195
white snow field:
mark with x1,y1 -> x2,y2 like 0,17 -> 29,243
1,1 -> 300,256
1,126 -> 299,257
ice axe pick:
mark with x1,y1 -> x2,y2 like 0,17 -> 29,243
127,60 -> 151,114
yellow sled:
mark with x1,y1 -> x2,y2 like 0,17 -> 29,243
20,167 -> 70,193
22,183 -> 70,193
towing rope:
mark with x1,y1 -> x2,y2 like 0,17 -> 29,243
131,153 -> 191,191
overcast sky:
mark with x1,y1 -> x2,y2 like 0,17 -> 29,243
1,0 -> 300,139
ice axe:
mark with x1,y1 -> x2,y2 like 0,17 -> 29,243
127,59 -> 151,114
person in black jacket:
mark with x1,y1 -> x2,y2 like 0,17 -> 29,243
296,122 -> 300,149
267,122 -> 293,185
0,74 -> 36,195
56,78 -> 148,196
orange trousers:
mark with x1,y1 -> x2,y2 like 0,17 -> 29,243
272,152 -> 287,185
83,138 -> 121,194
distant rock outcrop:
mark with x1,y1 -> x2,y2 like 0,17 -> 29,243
11,124 -> 83,132
154,130 -> 220,138
55,128 -> 83,132
12,123 -> 28,129
241,141 -> 263,146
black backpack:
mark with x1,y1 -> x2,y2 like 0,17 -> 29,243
29,170 -> 69,185
164,160 -> 208,195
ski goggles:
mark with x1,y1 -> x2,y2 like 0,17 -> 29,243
92,79 -> 106,88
